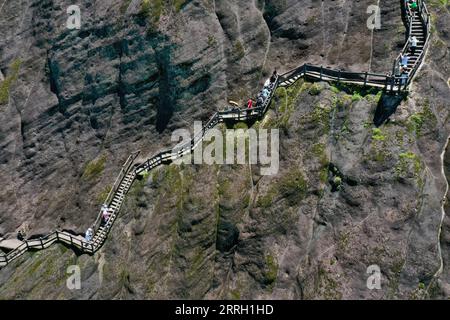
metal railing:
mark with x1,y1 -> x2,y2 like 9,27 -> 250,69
391,0 -> 431,90
0,231 -> 95,267
1,152 -> 141,268
0,0 -> 431,270
134,77 -> 280,175
279,64 -> 391,87
92,151 -> 140,232
278,1 -> 430,93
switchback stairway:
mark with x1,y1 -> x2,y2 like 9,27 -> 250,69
0,0 -> 431,269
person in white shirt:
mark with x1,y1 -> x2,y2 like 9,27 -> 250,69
410,36 -> 418,54
85,228 -> 93,242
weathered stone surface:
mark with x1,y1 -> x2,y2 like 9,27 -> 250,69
0,0 -> 449,299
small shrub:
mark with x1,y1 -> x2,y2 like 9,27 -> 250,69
207,35 -> 217,47
82,155 -> 107,180
309,83 -> 322,96
330,86 -> 340,94
140,0 -> 151,16
264,255 -> 278,285
311,104 -> 332,133
233,122 -> 248,130
395,151 -> 422,182
372,128 -> 386,141
351,92 -> 363,102
233,41 -> 245,60
173,0 -> 187,12
96,185 -> 112,203
0,59 -> 22,105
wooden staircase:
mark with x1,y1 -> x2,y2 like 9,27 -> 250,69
404,12 -> 427,73
0,0 -> 431,270
278,1 -> 430,93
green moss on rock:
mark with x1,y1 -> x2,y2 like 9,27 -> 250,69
264,254 -> 278,286
82,155 -> 107,180
0,59 -> 22,105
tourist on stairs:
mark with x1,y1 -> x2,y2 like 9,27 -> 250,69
17,230 -> 26,241
408,0 -> 418,11
247,98 -> 253,109
247,98 -> 253,116
400,71 -> 409,86
85,228 -> 93,242
401,54 -> 409,68
257,94 -> 264,107
102,204 -> 111,226
410,36 -> 418,55
270,70 -> 278,84
262,87 -> 270,99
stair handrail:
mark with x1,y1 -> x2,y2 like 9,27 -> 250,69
92,150 -> 140,232
0,0 -> 432,270
406,0 -> 431,86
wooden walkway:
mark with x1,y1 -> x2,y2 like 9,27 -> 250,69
0,0 -> 431,269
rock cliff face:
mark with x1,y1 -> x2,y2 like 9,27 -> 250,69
0,0 -> 449,299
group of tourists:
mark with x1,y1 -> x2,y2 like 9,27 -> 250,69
396,54 -> 410,85
84,204 -> 111,243
246,70 -> 278,112
395,33 -> 419,85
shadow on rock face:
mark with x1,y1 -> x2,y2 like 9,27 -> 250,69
216,220 -> 239,253
373,93 -> 405,127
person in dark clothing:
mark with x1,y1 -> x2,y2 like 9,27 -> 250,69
270,70 -> 278,83
257,95 -> 264,107
400,71 -> 409,86
17,230 -> 25,241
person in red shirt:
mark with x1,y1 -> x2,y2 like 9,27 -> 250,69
246,98 -> 254,117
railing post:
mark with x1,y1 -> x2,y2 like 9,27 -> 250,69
40,238 -> 44,249
338,70 -> 341,82
320,66 -> 323,80
364,72 -> 368,86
